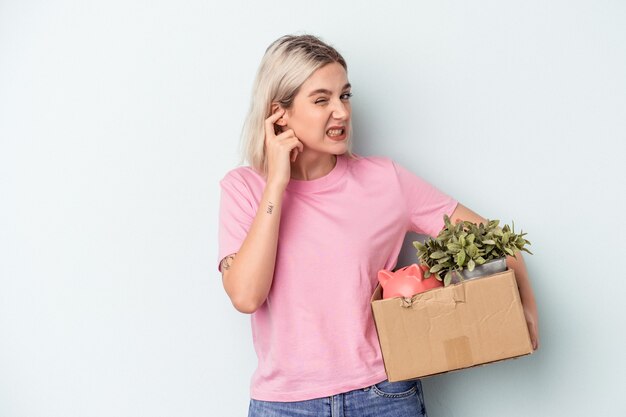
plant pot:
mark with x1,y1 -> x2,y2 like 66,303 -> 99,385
449,257 -> 507,284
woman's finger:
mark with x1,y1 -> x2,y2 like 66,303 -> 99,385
274,129 -> 293,140
532,325 -> 539,350
264,109 -> 285,136
526,317 -> 539,350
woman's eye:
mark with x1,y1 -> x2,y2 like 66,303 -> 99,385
315,93 -> 352,104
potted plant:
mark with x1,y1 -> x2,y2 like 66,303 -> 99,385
413,215 -> 532,286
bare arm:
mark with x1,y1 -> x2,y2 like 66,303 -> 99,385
221,184 -> 285,314
449,203 -> 540,350
220,108 -> 303,314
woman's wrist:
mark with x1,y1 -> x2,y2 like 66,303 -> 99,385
262,182 -> 286,206
265,178 -> 287,194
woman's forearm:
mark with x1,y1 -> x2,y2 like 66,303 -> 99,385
506,253 -> 540,349
222,183 -> 285,314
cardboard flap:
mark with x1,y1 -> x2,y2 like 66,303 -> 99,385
452,284 -> 466,303
371,283 -> 383,302
371,280 -> 465,307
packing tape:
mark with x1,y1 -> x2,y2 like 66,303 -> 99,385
444,336 -> 473,369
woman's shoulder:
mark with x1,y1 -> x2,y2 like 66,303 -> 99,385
220,164 -> 265,189
347,153 -> 398,172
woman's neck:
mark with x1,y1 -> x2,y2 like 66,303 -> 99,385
290,153 -> 337,181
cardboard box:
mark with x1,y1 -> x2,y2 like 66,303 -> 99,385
370,269 -> 533,382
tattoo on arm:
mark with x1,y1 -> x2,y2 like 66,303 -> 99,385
266,201 -> 274,214
221,254 -> 236,271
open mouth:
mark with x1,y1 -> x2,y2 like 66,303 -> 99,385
326,128 -> 345,138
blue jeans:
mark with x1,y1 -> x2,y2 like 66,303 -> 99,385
248,379 -> 427,417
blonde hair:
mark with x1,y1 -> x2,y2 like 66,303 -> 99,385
240,34 -> 356,175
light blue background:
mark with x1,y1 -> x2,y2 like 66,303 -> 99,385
1,1 -> 624,416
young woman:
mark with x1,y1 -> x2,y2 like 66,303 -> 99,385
218,34 -> 539,417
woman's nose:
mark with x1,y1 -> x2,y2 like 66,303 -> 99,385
332,101 -> 349,120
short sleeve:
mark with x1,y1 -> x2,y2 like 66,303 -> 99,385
392,160 -> 458,237
217,172 -> 257,272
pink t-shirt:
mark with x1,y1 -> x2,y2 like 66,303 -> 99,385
217,154 -> 458,402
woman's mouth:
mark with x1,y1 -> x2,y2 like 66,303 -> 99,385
326,127 -> 347,141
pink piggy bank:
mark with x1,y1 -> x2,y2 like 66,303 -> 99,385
378,264 -> 443,299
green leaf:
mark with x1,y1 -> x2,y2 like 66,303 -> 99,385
444,271 -> 452,286
430,251 -> 446,259
413,241 -> 425,250
430,264 -> 444,273
447,243 -> 462,252
467,244 -> 478,258
483,240 -> 496,245
488,219 -> 500,228
467,259 -> 476,271
457,249 -> 466,267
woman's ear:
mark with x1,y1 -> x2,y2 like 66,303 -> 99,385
271,103 -> 288,126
